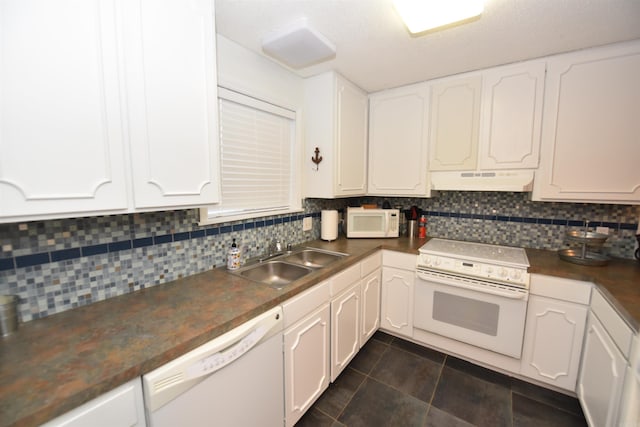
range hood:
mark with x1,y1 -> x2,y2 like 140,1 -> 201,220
430,170 -> 535,192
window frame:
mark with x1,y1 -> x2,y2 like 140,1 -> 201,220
199,87 -> 302,225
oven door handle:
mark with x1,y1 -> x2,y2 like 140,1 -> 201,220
416,271 -> 528,300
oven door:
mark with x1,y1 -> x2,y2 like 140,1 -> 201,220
414,269 -> 528,358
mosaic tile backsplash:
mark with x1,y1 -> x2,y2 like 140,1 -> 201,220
1,192 -> 638,323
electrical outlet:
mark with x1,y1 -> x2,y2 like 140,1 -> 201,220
302,217 -> 312,231
596,226 -> 609,235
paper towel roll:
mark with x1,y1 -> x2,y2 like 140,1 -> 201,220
321,210 -> 339,241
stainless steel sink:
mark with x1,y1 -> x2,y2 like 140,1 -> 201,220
236,261 -> 313,288
232,248 -> 348,288
280,249 -> 346,269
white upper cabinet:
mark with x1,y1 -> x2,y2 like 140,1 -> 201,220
428,74 -> 482,171
0,0 -> 129,220
303,71 -> 368,198
428,61 -> 545,191
0,0 -> 220,223
122,0 -> 220,209
479,62 -> 545,170
533,40 -> 640,204
368,83 -> 430,196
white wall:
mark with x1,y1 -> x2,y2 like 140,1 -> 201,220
215,34 -> 304,110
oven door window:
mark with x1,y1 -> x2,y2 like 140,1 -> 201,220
432,291 -> 499,336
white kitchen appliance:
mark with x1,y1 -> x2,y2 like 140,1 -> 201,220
415,238 -> 530,358
345,207 -> 399,238
142,307 -> 284,427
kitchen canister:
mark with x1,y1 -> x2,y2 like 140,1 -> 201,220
0,295 -> 19,337
321,210 -> 339,241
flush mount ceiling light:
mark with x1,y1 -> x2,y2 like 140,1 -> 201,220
261,19 -> 336,69
392,0 -> 484,34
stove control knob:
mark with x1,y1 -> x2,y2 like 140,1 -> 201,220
434,258 -> 442,266
511,270 -> 522,281
498,268 -> 508,278
423,256 -> 432,266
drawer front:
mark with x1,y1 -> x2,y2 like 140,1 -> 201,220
530,274 -> 592,304
360,251 -> 382,277
382,250 -> 416,271
282,280 -> 330,329
330,263 -> 361,296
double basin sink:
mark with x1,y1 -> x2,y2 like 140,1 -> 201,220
232,248 -> 348,288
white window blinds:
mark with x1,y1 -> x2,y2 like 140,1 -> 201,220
206,88 -> 298,219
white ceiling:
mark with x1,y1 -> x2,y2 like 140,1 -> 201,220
214,0 -> 640,93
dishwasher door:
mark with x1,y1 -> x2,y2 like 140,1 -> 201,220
143,306 -> 284,427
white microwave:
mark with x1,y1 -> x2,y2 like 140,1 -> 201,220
345,207 -> 400,238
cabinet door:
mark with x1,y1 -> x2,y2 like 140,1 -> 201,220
479,62 -> 545,170
520,295 -> 587,391
335,76 -> 368,196
284,303 -> 330,427
0,0 -> 128,220
380,266 -> 414,338
578,313 -> 627,427
368,84 -> 430,196
533,40 -> 640,203
360,269 -> 381,346
429,75 -> 482,171
41,378 -> 146,427
331,282 -> 361,382
122,0 -> 220,209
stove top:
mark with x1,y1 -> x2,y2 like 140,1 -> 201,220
418,238 -> 530,287
419,238 -> 529,268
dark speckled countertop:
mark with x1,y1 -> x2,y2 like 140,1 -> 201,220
1,237 -> 638,427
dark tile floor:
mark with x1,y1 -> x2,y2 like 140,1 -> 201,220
296,331 -> 588,427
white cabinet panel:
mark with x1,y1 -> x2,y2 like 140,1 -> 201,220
360,269 -> 381,346
521,295 -> 587,391
41,378 -> 146,427
284,303 -> 330,427
578,312 -> 627,427
429,75 -> 482,171
479,62 -> 545,170
304,71 -> 367,198
533,40 -> 640,204
123,0 -> 220,208
368,84 -> 430,196
0,0 -> 128,219
331,282 -> 361,382
380,266 -> 414,338
0,0 -> 221,222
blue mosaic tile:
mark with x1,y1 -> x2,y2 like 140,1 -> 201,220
16,253 -> 49,268
0,258 -> 14,271
567,220 -> 584,227
108,241 -> 132,252
621,223 -> 638,231
244,222 -> 255,230
82,244 -> 108,257
174,232 -> 189,242
51,248 -> 81,262
154,234 -> 172,245
133,237 -> 153,248
232,224 -> 244,232
220,225 -> 232,234
255,220 -> 265,228
190,230 -> 205,239
205,227 -> 219,236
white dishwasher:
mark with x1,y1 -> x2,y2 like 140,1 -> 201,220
143,306 -> 284,427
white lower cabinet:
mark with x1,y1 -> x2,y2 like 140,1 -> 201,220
578,313 -> 627,427
331,282 -> 361,382
41,378 -> 146,427
360,268 -> 381,345
284,303 -> 331,427
578,289 -> 634,427
520,295 -> 588,391
380,251 -> 416,338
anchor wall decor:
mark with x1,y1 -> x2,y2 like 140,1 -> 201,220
311,147 -> 323,171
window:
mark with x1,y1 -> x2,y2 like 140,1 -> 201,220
199,88 -> 301,224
